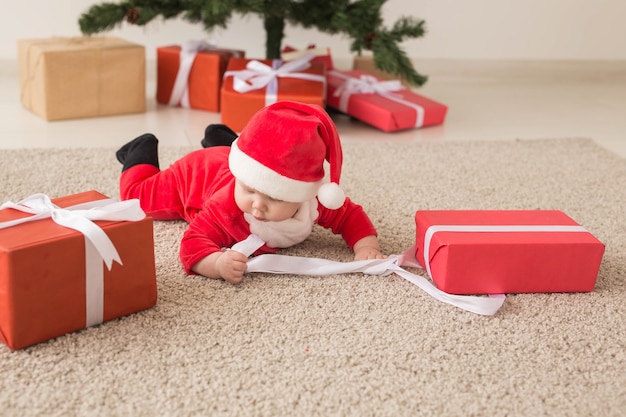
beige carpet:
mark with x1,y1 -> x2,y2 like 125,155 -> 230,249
0,138 -> 624,417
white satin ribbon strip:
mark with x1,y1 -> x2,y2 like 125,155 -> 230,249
230,233 -> 266,256
0,193 -> 146,326
84,237 -> 103,326
230,234 -> 505,316
422,225 -> 589,279
223,53 -> 326,106
169,40 -> 211,107
329,70 -> 425,128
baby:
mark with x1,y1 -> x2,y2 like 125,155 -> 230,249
115,101 -> 385,284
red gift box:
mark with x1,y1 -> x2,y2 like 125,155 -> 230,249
281,44 -> 334,70
220,55 -> 326,132
414,210 -> 605,295
156,42 -> 245,112
0,191 -> 157,350
326,69 -> 447,132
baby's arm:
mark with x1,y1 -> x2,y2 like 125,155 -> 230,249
192,250 -> 249,284
353,235 -> 386,260
316,197 -> 386,260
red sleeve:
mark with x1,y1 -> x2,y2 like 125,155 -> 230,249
315,197 -> 378,249
179,180 -> 278,274
179,182 -> 249,274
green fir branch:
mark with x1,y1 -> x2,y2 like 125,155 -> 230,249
370,31 -> 428,86
78,3 -> 129,34
77,0 -> 430,86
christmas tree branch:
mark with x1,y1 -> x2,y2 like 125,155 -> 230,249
77,0 -> 429,86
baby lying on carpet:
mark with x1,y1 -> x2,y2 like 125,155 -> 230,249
115,100 -> 385,284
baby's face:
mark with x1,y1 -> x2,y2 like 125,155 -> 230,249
234,180 -> 301,222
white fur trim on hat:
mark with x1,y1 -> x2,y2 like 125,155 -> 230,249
229,139 -> 322,203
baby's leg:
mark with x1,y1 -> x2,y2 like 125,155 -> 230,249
117,134 -> 185,220
116,133 -> 160,171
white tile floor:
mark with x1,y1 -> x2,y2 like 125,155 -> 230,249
1,59 -> 625,158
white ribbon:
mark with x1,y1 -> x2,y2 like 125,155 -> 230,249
168,40 -> 243,108
231,234 -> 505,316
329,70 -> 425,128
0,193 -> 146,326
223,53 -> 326,106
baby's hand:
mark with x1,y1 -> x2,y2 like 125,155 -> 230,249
354,246 -> 386,261
353,235 -> 386,261
216,250 -> 249,284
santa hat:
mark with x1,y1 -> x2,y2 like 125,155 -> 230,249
228,101 -> 345,209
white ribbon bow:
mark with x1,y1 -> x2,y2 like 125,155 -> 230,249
329,70 -> 425,128
231,234 -> 505,316
0,193 -> 146,326
224,53 -> 326,106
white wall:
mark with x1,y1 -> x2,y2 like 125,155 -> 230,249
3,0 -> 626,61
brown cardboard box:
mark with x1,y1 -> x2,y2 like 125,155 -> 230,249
18,36 -> 146,121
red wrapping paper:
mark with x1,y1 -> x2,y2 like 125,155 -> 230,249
326,69 -> 447,132
220,57 -> 326,132
156,45 -> 244,112
0,191 -> 157,350
414,210 -> 605,295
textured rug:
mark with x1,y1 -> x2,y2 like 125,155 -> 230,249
0,138 -> 624,417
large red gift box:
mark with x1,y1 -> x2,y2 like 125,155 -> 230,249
156,43 -> 245,112
414,210 -> 605,295
326,69 -> 447,132
220,56 -> 326,132
0,191 -> 157,350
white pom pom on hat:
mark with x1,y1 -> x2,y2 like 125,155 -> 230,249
228,100 -> 346,209
317,182 -> 345,210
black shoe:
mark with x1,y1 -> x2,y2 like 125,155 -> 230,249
116,133 -> 160,172
200,124 -> 238,148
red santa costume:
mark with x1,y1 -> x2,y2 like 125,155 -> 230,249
118,101 -> 378,274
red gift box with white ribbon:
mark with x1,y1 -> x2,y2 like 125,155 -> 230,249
414,210 -> 605,295
326,69 -> 447,132
0,191 -> 157,350
156,40 -> 244,112
220,54 -> 326,132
